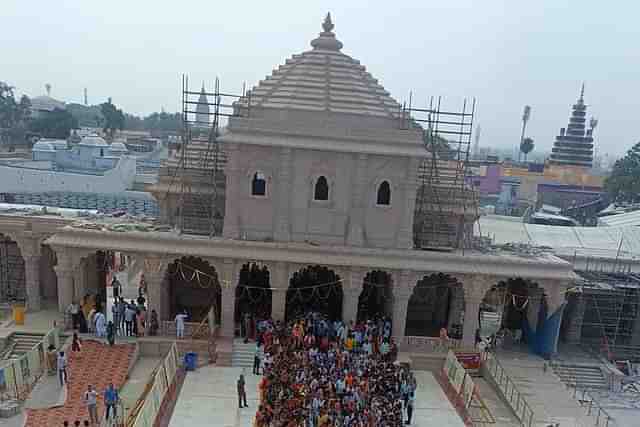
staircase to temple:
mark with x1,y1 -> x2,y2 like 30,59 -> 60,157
552,363 -> 609,390
231,339 -> 254,368
1,332 -> 45,360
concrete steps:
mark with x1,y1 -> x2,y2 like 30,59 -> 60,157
552,363 -> 609,390
231,340 -> 255,368
4,332 -> 45,360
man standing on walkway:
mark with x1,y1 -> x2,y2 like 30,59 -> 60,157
175,310 -> 188,339
57,351 -> 68,386
405,391 -> 415,425
124,303 -> 136,337
84,384 -> 98,425
104,383 -> 119,421
237,374 -> 248,408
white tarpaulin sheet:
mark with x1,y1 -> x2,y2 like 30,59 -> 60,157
476,215 -> 640,259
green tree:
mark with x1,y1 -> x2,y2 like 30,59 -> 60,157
143,112 -> 181,132
101,99 -> 125,140
520,137 -> 534,161
605,142 -> 640,203
0,82 -> 32,144
28,108 -> 78,139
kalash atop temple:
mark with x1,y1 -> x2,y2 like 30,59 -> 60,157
0,14 -> 574,364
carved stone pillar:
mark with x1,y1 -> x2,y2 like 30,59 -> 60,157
274,147 -> 292,242
52,249 -> 76,313
347,154 -> 368,246
72,257 -> 88,302
270,262 -> 290,323
222,143 -> 241,239
220,259 -> 239,337
396,157 -> 420,249
392,270 -> 418,339
459,274 -> 495,347
14,234 -> 43,312
142,255 -> 169,322
342,268 -> 365,324
526,286 -> 544,332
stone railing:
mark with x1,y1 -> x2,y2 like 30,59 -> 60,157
398,335 -> 463,353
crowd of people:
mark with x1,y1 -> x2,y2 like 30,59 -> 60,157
252,313 -> 418,426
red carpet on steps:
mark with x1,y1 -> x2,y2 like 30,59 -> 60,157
25,340 -> 135,427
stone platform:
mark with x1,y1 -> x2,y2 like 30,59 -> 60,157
169,366 -> 465,426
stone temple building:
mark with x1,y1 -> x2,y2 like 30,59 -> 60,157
0,15 -> 574,361
548,85 -> 598,168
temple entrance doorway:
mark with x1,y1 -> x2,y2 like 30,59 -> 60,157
235,262 -> 272,322
285,266 -> 342,322
168,256 -> 221,324
356,270 -> 393,322
405,273 -> 463,338
480,278 -> 547,344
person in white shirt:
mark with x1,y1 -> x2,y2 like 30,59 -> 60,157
57,351 -> 67,386
95,311 -> 106,338
175,311 -> 188,339
84,384 -> 98,425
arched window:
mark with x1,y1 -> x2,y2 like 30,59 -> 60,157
314,176 -> 329,201
377,181 -> 391,205
251,172 -> 266,196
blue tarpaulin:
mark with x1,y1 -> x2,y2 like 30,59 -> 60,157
523,303 -> 565,357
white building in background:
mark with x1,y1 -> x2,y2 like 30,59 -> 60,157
0,134 -> 137,193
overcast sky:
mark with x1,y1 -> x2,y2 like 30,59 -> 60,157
3,1 -> 638,158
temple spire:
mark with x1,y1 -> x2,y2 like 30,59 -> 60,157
310,12 -> 343,51
580,82 -> 585,102
323,13 -> 334,33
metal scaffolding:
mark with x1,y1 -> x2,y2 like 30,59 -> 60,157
400,97 -> 478,250
164,75 -> 248,236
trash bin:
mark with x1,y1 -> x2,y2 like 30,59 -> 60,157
184,352 -> 197,371
13,305 -> 25,326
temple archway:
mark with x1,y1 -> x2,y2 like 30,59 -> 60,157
285,265 -> 342,322
0,233 -> 25,303
479,278 -> 547,345
168,256 -> 221,324
235,262 -> 272,322
405,273 -> 464,338
356,270 -> 393,321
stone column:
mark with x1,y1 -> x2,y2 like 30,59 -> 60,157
347,154 -> 368,246
460,274 -> 494,347
396,157 -> 420,249
447,285 -> 465,333
392,270 -> 418,339
526,286 -> 544,332
220,259 -> 239,337
72,257 -> 88,302
14,234 -> 43,312
142,255 -> 169,322
222,143 -> 241,239
52,249 -> 76,313
270,262 -> 290,323
274,147 -> 292,241
342,268 -> 365,324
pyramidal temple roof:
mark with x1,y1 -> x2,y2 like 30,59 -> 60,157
239,13 -> 403,119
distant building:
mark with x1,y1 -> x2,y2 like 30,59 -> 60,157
30,95 -> 66,118
548,85 -> 597,168
195,83 -> 209,127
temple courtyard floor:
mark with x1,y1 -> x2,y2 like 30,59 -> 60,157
169,366 -> 465,427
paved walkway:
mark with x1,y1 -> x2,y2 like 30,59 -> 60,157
496,350 -> 594,427
170,366 -> 464,427
24,340 -> 136,426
